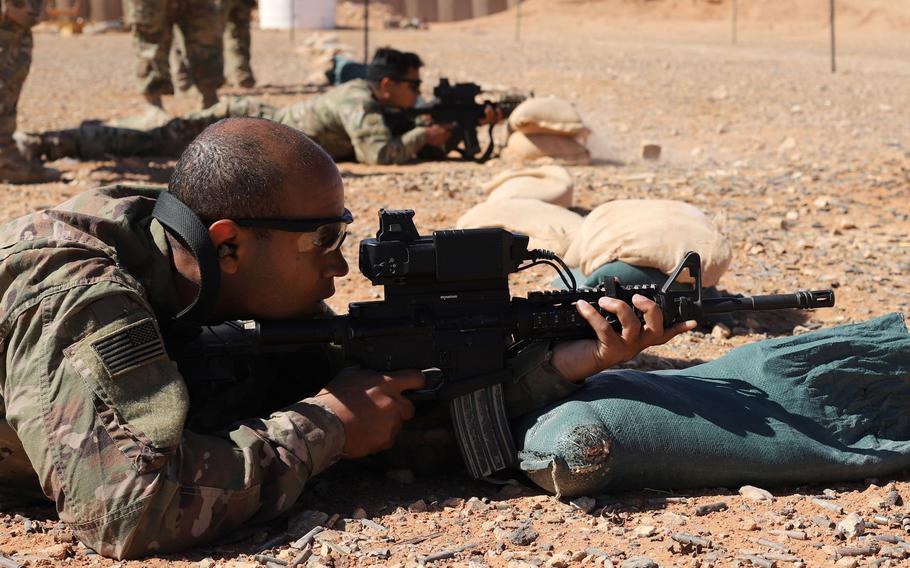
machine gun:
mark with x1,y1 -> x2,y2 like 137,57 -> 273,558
384,78 -> 527,162
187,210 -> 835,478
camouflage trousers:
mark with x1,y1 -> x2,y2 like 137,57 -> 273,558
124,0 -> 225,97
219,0 -> 256,86
0,22 -> 32,159
176,0 -> 256,88
30,97 -> 280,160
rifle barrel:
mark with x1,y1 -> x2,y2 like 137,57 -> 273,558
701,289 -> 835,314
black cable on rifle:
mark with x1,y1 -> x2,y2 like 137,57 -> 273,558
520,249 -> 578,291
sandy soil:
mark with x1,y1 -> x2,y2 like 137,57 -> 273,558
1,1 -> 909,566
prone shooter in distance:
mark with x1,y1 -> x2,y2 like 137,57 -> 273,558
383,78 -> 528,162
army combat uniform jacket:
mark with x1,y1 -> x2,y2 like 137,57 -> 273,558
0,186 -> 577,558
0,186 -> 345,558
26,80 -> 430,166
273,79 -> 429,165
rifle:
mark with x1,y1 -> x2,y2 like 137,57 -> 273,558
383,78 -> 527,163
185,210 -> 835,478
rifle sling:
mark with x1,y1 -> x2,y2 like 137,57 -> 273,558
152,190 -> 221,330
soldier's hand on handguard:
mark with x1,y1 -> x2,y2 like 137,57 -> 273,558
550,294 -> 697,383
479,106 -> 504,126
314,368 -> 426,458
425,123 -> 454,147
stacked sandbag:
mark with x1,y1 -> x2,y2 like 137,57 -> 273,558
482,165 -> 574,208
502,97 -> 592,165
456,198 -> 583,256
564,199 -> 732,287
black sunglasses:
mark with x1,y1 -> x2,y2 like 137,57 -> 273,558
230,208 -> 354,232
390,76 -> 422,92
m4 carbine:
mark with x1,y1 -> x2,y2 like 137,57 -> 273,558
384,78 -> 527,162
191,210 -> 835,478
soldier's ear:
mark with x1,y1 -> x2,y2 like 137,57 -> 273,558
208,220 -> 242,275
376,77 -> 394,99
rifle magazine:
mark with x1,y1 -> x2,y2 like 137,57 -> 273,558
450,384 -> 516,478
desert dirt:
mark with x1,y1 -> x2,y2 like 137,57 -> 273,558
2,0 -> 910,566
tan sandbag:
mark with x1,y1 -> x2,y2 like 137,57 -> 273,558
501,131 -> 591,166
456,199 -> 584,256
483,165 -> 574,208
509,97 -> 590,137
482,165 -> 573,193
564,199 -> 732,287
487,177 -> 573,208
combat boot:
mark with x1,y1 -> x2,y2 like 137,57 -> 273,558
198,86 -> 219,109
0,148 -> 60,184
143,93 -> 164,109
235,72 -> 256,89
174,63 -> 194,93
14,130 -> 79,162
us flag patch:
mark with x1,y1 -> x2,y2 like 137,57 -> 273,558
92,318 -> 166,376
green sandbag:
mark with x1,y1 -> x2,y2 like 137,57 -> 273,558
515,313 -> 910,497
553,262 -> 680,290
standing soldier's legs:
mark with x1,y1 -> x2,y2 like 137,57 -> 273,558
0,22 -> 59,184
171,25 -> 194,93
124,0 -> 175,108
221,0 -> 256,88
176,0 -> 225,109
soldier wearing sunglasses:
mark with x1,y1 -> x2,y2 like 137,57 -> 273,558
0,118 -> 686,558
16,47 -> 482,166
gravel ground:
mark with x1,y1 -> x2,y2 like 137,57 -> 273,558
1,2 -> 909,566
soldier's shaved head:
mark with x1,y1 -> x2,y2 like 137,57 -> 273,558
169,118 -> 339,223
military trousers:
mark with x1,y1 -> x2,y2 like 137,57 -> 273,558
124,0 -> 225,97
173,0 -> 256,90
0,22 -> 32,158
33,97 -> 280,160
220,0 -> 256,85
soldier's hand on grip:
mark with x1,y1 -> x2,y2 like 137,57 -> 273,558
425,124 -> 454,147
479,105 -> 504,126
315,367 -> 425,458
550,294 -> 696,383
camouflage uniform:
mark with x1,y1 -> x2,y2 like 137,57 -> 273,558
176,0 -> 256,89
18,80 -> 429,165
0,0 -> 57,183
0,185 -> 575,557
0,186 -> 344,558
219,0 -> 256,87
124,0 -> 224,99
174,0 -> 256,91
0,1 -> 38,153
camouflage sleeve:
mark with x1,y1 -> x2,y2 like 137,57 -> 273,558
503,342 -> 582,418
3,281 -> 344,559
341,104 -> 428,165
